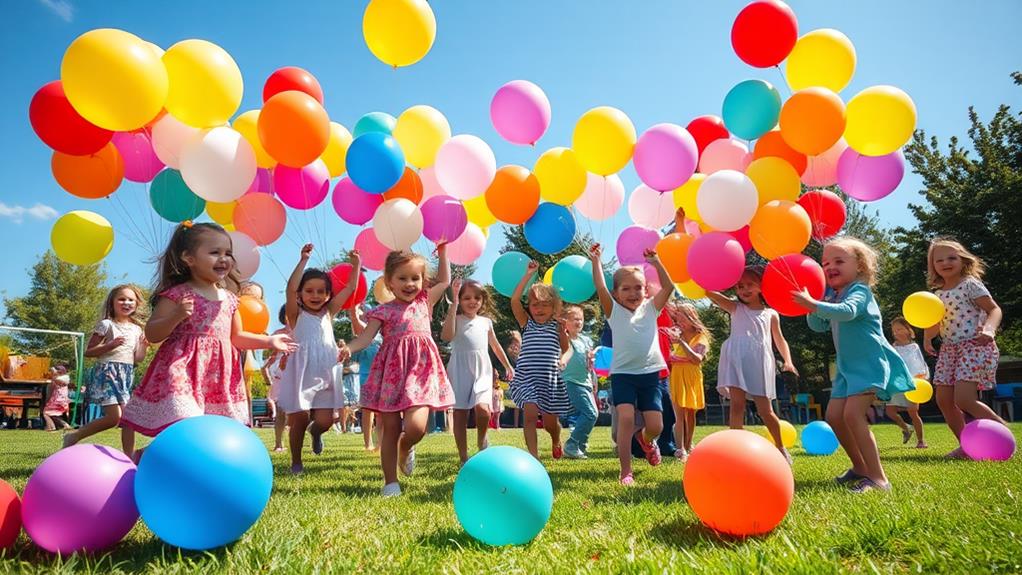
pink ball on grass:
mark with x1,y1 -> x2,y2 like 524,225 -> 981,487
961,420 -> 1016,461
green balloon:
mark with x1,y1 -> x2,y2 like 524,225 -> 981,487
150,169 -> 205,223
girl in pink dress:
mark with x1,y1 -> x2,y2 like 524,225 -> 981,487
341,245 -> 454,497
120,222 -> 296,459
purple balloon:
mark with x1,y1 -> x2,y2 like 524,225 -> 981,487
633,123 -> 699,191
112,131 -> 164,183
836,148 -> 905,201
490,80 -> 552,146
333,177 -> 383,225
274,160 -> 330,210
616,225 -> 662,266
421,195 -> 468,244
245,167 -> 273,195
961,419 -> 1016,461
687,232 -> 746,291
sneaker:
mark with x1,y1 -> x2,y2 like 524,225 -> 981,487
619,472 -> 635,486
674,448 -> 688,462
381,482 -> 402,497
634,431 -> 662,466
849,478 -> 891,493
901,428 -> 913,444
552,443 -> 563,460
916,442 -> 928,449
945,447 -> 968,460
290,463 -> 304,475
835,469 -> 867,485
400,446 -> 416,476
563,445 -> 587,459
272,446 -> 285,452
353,426 -> 362,433
781,448 -> 793,466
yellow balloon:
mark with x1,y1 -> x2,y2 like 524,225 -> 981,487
373,277 -> 395,304
745,157 -> 800,205
320,122 -> 353,177
223,223 -> 236,232
905,379 -> 934,404
162,39 -> 243,128
785,29 -> 856,93
480,226 -> 490,239
463,195 -> 497,228
51,210 -> 114,266
902,291 -> 945,328
534,147 -> 587,205
233,110 -> 276,169
758,420 -> 798,448
543,267 -> 554,286
363,0 -> 436,68
844,85 -> 917,156
60,28 -> 168,131
676,280 -> 706,300
672,173 -> 705,222
206,201 -> 236,226
572,106 -> 636,176
393,105 -> 451,168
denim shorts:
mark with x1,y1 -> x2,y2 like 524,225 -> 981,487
610,372 -> 662,412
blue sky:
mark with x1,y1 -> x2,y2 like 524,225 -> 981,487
2,0 -> 1020,327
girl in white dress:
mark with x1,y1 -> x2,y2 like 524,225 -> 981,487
889,317 -> 929,448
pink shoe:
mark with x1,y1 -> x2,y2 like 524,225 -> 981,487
552,443 -> 563,460
619,472 -> 634,486
634,431 -> 661,466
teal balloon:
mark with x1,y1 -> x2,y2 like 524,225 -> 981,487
523,203 -> 575,255
493,251 -> 535,297
721,79 -> 781,140
801,421 -> 839,455
150,169 -> 205,223
552,254 -> 595,303
453,446 -> 553,546
353,112 -> 396,138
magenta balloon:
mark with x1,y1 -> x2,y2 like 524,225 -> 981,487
490,80 -> 552,146
274,160 -> 330,210
633,123 -> 698,191
246,167 -> 273,195
729,225 -> 753,254
332,177 -> 383,225
421,194 -> 468,244
112,131 -> 164,183
836,148 -> 905,201
354,228 -> 390,271
961,419 -> 1016,461
616,225 -> 662,266
688,231 -> 746,291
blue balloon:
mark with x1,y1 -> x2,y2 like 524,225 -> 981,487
134,415 -> 273,550
801,420 -> 839,456
721,79 -> 781,140
551,254 -> 595,303
346,132 -> 405,194
453,446 -> 553,546
593,346 -> 612,371
493,251 -> 535,297
523,203 -> 576,255
353,111 -> 396,138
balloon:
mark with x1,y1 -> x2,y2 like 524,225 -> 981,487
628,184 -> 676,229
493,252 -> 535,297
0,479 -> 20,549
523,203 -> 576,255
180,127 -> 256,203
363,0 -> 436,68
552,255 -> 595,303
749,200 -> 812,260
657,233 -> 696,283
683,430 -> 793,536
902,292 -> 945,329
263,66 -> 323,104
761,254 -> 825,316
22,445 -> 138,554
491,80 -> 551,146
393,105 -> 450,168
634,123 -> 698,192
729,225 -> 753,253
677,279 -> 707,300
274,159 -> 330,210
696,170 -> 758,232
686,115 -> 730,157
229,231 -> 260,279
328,263 -> 369,308
801,138 -> 847,187
572,106 -> 636,176
150,169 -> 205,222
844,86 -> 916,156
373,199 -> 423,251
320,122 -> 353,177
961,420 -> 1016,462
152,112 -> 201,169
135,416 -> 272,550
246,167 -> 273,196
238,295 -> 269,333
162,39 -> 242,128
541,266 -> 555,286
904,378 -> 933,404
333,177 -> 384,225
730,0 -> 799,67
721,80 -> 781,140
779,87 -> 846,155
453,446 -> 553,546
383,167 -> 424,204
785,29 -> 856,93
30,80 -> 112,155
233,193 -> 286,246
51,142 -> 124,199
754,130 -> 807,175
231,110 -> 276,170
798,189 -> 846,240
419,166 -> 446,202
836,148 -> 905,202
421,195 -> 468,244
355,228 -> 390,271
60,29 -> 168,131
616,225 -> 662,266
672,173 -> 705,222
593,346 -> 612,376
205,201 -> 235,226
759,419 -> 798,448
575,173 -> 625,221
486,165 -> 541,224
347,132 -> 406,194
373,277 -> 395,304
801,420 -> 839,455
687,232 -> 746,291
463,194 -> 497,228
354,112 -> 397,138
259,91 -> 330,168
111,131 -> 164,183
699,138 -> 752,174
745,157 -> 800,205
534,147 -> 586,206
435,135 -> 497,200
51,211 -> 114,266
448,224 -> 487,265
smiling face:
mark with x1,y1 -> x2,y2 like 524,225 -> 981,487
891,321 -> 913,344
182,230 -> 234,285
821,244 -> 859,290
112,287 -> 139,321
299,278 -> 330,312
387,260 -> 425,303
667,305 -> 692,330
459,284 -> 485,317
613,268 -> 646,311
930,245 -> 964,284
563,307 -> 584,337
735,274 -> 763,305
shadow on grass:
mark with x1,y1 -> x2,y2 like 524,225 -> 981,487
3,533 -> 232,572
648,516 -> 753,549
415,526 -> 496,551
591,480 -> 687,506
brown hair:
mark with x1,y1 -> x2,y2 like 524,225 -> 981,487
612,266 -> 644,291
927,237 -> 986,289
384,251 -> 429,284
825,236 -> 879,287
526,283 -> 563,315
153,222 -> 240,302
457,279 -> 495,318
673,302 -> 711,345
102,284 -> 147,327
890,316 -> 916,340
562,304 -> 584,318
240,281 -> 264,299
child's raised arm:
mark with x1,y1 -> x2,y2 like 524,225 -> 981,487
705,291 -> 738,315
327,250 -> 362,317
510,261 -> 538,329
286,244 -> 313,328
589,244 -> 612,317
645,248 -> 674,312
441,279 -> 461,343
428,243 -> 451,308
769,313 -> 798,374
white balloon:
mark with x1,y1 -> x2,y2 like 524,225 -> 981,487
151,113 -> 201,169
696,170 -> 759,232
628,183 -> 675,228
574,173 -> 624,221
180,127 -> 257,203
448,223 -> 486,265
434,134 -> 497,200
372,198 -> 424,251
228,230 -> 260,279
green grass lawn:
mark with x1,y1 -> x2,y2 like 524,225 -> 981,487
1,423 -> 1021,574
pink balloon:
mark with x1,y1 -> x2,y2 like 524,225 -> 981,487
688,231 -> 746,291
354,228 -> 390,271
448,223 -> 487,265
490,80 -> 551,146
616,225 -> 662,266
802,138 -> 847,187
234,193 -> 286,246
245,167 -> 273,195
229,230 -> 260,278
112,131 -> 164,183
274,159 -> 330,210
575,173 -> 624,221
836,148 -> 905,202
434,135 -> 497,200
332,177 -> 383,225
418,166 -> 446,202
698,138 -> 751,174
628,184 -> 676,228
728,225 -> 753,253
683,218 -> 703,237
421,195 -> 468,244
643,263 -> 662,293
634,123 -> 698,191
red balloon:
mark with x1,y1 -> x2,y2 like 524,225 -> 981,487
731,0 -> 799,68
29,81 -> 112,155
762,254 -> 825,317
797,190 -> 846,240
263,66 -> 324,104
728,225 -> 753,254
328,263 -> 368,309
686,115 -> 729,157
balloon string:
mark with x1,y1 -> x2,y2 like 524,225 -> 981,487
106,195 -> 157,256
772,65 -> 792,98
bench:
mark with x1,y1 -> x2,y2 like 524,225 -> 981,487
251,398 -> 275,428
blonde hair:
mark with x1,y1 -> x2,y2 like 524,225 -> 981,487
562,304 -> 584,319
927,237 -> 986,289
825,236 -> 879,286
526,283 -> 563,315
383,251 -> 429,283
674,302 -> 711,344
890,316 -> 916,340
612,266 -> 645,291
102,284 -> 147,327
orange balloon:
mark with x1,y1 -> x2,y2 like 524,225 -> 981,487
484,165 -> 540,225
656,233 -> 696,283
779,87 -> 846,156
238,294 -> 269,333
383,167 -> 423,204
234,193 -> 287,246
51,142 -> 125,199
748,200 -> 812,260
753,130 -> 807,175
258,91 -> 330,168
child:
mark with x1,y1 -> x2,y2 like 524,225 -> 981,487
889,317 -> 928,448
63,284 -> 149,451
119,222 -> 296,459
706,267 -> 797,464
262,305 -> 290,452
340,246 -> 455,497
490,379 -> 504,430
666,302 -> 710,461
559,304 -> 598,459
508,261 -> 571,461
506,331 -> 522,427
340,360 -> 360,432
590,244 -> 674,486
43,365 -> 72,431
793,237 -> 914,492
441,278 -> 514,464
923,238 -> 1006,458
350,304 -> 382,451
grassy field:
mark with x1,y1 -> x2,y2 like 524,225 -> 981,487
1,423 -> 1021,574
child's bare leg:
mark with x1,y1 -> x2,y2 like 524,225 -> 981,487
728,388 -> 746,429
954,381 -> 1007,425
684,409 -> 697,451
671,402 -> 686,453
542,413 -> 561,452
64,404 -> 122,447
616,403 -> 636,478
273,409 -> 286,450
908,405 -> 926,446
287,411 -> 310,467
827,397 -> 867,475
120,425 -> 135,458
398,406 -> 430,470
380,412 -> 402,485
844,393 -> 886,484
362,409 -> 375,450
43,414 -> 56,431
453,409 -> 469,463
522,403 -> 540,458
753,396 -> 784,451
936,385 -> 965,439
885,405 -> 910,432
474,404 -> 490,450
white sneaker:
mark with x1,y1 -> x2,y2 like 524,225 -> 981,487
400,446 -> 416,476
381,482 -> 402,497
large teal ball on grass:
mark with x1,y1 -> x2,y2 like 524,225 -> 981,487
453,446 -> 553,546
135,415 -> 272,550
801,420 -> 839,455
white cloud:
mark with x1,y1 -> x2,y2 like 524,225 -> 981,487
0,202 -> 60,224
38,0 -> 74,22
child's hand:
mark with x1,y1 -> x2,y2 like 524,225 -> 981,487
781,362 -> 799,376
790,288 -> 817,310
436,242 -> 447,256
177,295 -> 195,320
270,333 -> 298,353
923,340 -> 936,356
526,260 -> 539,275
975,326 -> 996,345
504,366 -> 515,382
109,335 -> 127,348
337,341 -> 352,362
300,244 -> 314,260
588,243 -> 602,262
348,249 -> 361,268
643,247 -> 660,263
139,335 -> 150,348
452,278 -> 463,298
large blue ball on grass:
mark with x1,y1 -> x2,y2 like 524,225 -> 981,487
801,420 -> 839,455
